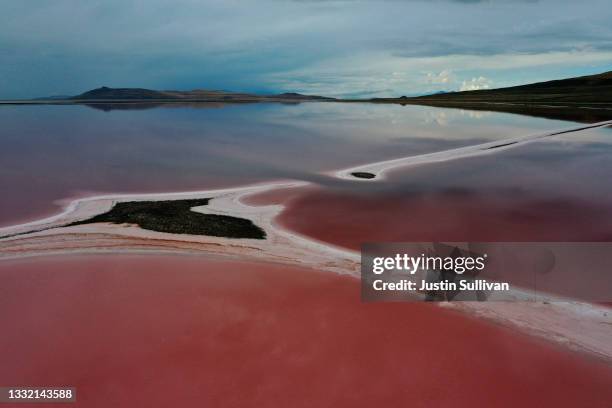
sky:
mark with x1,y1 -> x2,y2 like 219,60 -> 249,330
1,0 -> 611,99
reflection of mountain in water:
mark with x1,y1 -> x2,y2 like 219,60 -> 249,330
68,87 -> 332,111
83,102 -> 227,111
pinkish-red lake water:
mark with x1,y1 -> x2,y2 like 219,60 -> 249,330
1,255 -> 611,408
2,104 -> 612,407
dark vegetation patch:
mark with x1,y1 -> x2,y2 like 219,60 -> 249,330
68,199 -> 266,239
351,172 -> 376,179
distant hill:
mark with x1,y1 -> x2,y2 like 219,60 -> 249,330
364,71 -> 612,123
70,86 -> 333,102
273,92 -> 331,100
412,71 -> 612,104
3,73 -> 610,123
73,87 -> 172,100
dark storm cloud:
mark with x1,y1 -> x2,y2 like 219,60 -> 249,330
0,0 -> 610,98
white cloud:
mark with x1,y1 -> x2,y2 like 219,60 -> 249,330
265,48 -> 612,97
426,70 -> 454,85
460,76 -> 492,91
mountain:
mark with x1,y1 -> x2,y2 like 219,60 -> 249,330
73,87 -> 172,100
272,92 -> 331,100
412,71 -> 612,104
72,86 -> 258,101
4,73 -> 610,122
70,87 -> 333,102
364,71 -> 612,123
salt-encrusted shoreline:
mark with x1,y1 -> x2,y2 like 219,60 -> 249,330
335,119 -> 612,180
1,121 -> 612,361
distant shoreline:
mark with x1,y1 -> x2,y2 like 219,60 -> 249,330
1,70 -> 611,123
2,97 -> 611,124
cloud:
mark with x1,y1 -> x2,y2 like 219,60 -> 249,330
460,76 -> 492,91
268,48 -> 612,97
426,70 -> 454,85
0,0 -> 611,98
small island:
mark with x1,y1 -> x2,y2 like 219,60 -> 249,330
69,198 -> 266,239
350,172 -> 376,179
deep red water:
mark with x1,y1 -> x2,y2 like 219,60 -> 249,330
1,255 -> 611,408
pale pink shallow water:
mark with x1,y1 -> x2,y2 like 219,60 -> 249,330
1,255 -> 611,407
